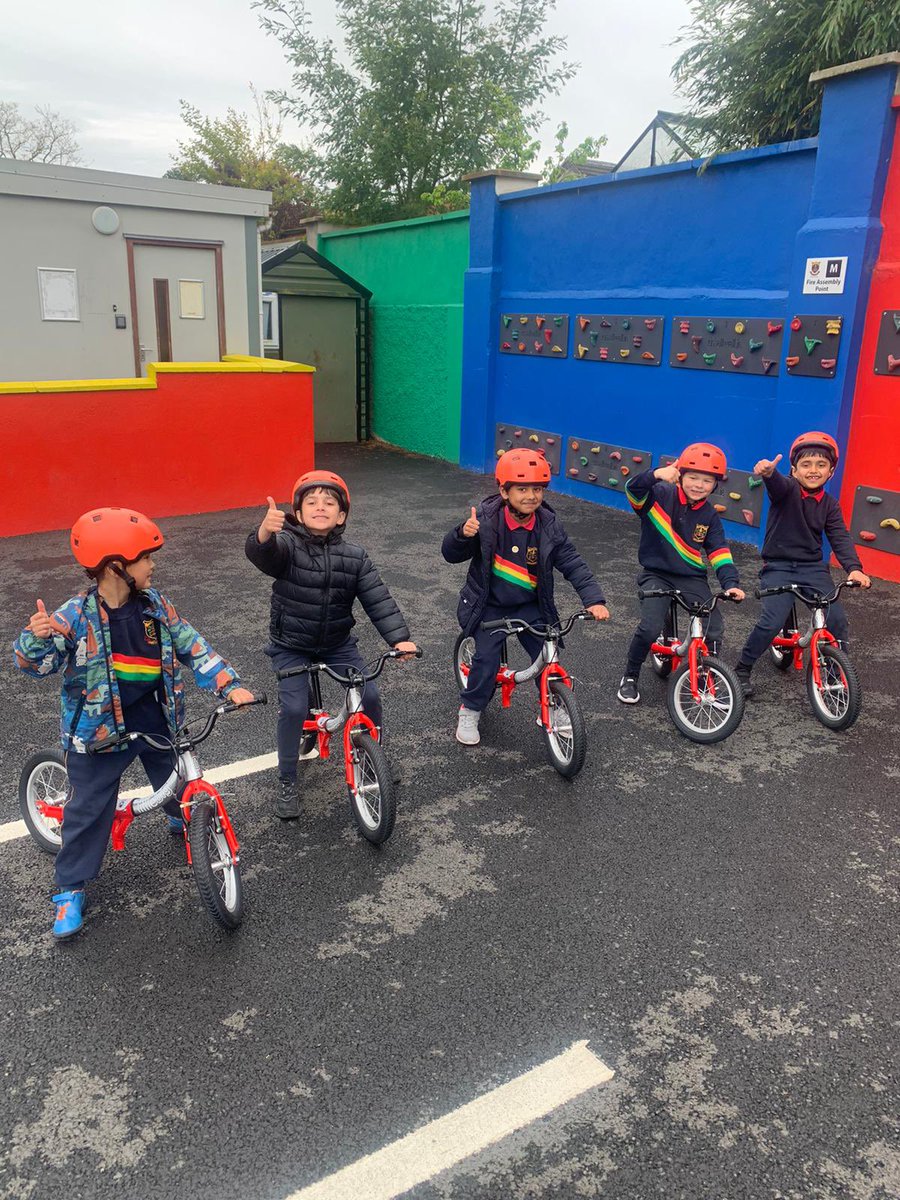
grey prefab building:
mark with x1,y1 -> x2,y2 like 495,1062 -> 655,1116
0,159 -> 270,382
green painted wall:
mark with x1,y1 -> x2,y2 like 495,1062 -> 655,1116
318,211 -> 468,462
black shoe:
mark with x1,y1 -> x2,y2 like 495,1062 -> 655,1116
735,663 -> 755,698
617,676 -> 640,704
275,776 -> 300,820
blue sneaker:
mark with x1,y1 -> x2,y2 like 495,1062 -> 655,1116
52,890 -> 85,939
166,813 -> 186,835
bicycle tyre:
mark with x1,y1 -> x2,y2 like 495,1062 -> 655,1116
189,799 -> 244,930
542,678 -> 587,779
19,749 -> 69,855
806,643 -> 861,731
666,656 -> 744,744
348,733 -> 396,845
453,632 -> 476,693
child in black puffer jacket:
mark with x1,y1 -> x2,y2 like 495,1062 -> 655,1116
246,470 -> 417,819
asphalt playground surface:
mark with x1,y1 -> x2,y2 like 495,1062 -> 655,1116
0,442 -> 897,1200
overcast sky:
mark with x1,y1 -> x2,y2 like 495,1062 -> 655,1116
1,0 -> 693,178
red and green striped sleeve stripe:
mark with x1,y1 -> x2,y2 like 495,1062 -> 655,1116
708,547 -> 735,572
625,479 -> 647,511
111,653 -> 161,682
492,554 -> 537,591
645,504 -> 705,569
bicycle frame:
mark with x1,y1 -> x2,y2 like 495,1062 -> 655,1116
492,636 -> 574,727
771,606 -> 838,687
301,670 -> 382,790
649,608 -> 715,704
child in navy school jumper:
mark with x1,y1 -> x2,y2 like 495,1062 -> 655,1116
734,431 -> 871,697
442,447 -> 609,746
13,507 -> 255,940
617,443 -> 745,705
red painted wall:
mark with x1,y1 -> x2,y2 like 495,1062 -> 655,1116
841,108 -> 900,582
0,368 -> 314,537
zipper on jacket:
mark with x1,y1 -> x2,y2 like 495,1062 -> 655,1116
317,542 -> 332,647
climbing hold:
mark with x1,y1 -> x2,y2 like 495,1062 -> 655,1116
496,449 -> 504,459
589,331 -> 599,346
553,316 -> 563,327
551,345 -> 564,354
676,352 -> 688,362
620,349 -> 630,358
679,320 -> 690,334
570,441 -> 579,451
591,445 -> 601,454
514,430 -> 522,437
535,316 -> 546,329
519,316 -> 528,325
729,491 -> 742,501
804,336 -> 822,355
599,347 -> 609,360
748,476 -> 762,489
706,320 -> 716,332
730,354 -> 744,367
713,503 -> 727,513
607,477 -> 620,486
742,509 -> 755,525
748,339 -> 763,352
503,316 -> 512,328
568,467 -> 580,477
786,356 -> 800,368
620,466 -> 630,477
888,354 -> 900,372
533,340 -> 543,353
609,450 -> 622,461
767,321 -> 783,335
622,319 -> 631,330
633,336 -> 642,347
762,359 -> 775,374
517,343 -> 527,352
501,342 -> 512,350
580,456 -> 589,467
826,319 -> 842,336
498,425 -> 505,433
893,314 -> 900,332
734,321 -> 745,334
600,318 -> 612,328
587,473 -> 598,482
529,433 -> 540,443
692,335 -> 702,352
504,439 -> 513,449
880,518 -> 900,530
641,352 -> 655,360
859,531 -> 877,542
790,318 -> 802,332
702,353 -> 717,365
544,328 -> 553,343
578,316 -> 590,331
632,455 -> 643,464
866,495 -> 883,504
546,437 -> 556,446
820,358 -> 836,370
577,344 -> 589,359
644,319 -> 657,331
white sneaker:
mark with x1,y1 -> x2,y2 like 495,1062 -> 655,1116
456,706 -> 481,746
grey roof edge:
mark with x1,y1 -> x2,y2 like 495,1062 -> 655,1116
261,240 -> 372,299
810,53 -> 900,88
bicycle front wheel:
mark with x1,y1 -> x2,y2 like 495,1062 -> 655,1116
806,643 -> 861,731
19,749 -> 69,855
542,678 -> 587,779
667,657 -> 744,743
348,733 -> 396,845
189,799 -> 244,930
453,632 -> 475,693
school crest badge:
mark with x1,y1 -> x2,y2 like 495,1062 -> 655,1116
692,523 -> 709,543
526,547 -> 538,566
143,619 -> 159,645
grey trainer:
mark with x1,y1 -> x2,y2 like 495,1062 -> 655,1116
455,706 -> 481,746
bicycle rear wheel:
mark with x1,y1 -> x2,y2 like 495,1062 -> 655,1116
348,733 -> 396,844
453,632 -> 475,693
19,750 -> 69,855
806,643 -> 861,731
189,799 -> 244,930
542,679 -> 587,779
666,656 -> 744,743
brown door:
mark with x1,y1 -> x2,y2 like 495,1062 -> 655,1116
153,279 -> 172,361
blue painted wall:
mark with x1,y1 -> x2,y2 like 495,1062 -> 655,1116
460,61 -> 899,547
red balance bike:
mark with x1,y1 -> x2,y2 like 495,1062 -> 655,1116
276,649 -> 422,845
646,588 -> 744,743
761,579 -> 863,731
454,611 -> 593,778
18,695 -> 266,930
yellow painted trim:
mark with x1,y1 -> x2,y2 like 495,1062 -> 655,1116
0,355 -> 315,395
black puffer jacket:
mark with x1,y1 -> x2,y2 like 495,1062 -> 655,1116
441,494 -> 605,635
246,522 -> 410,653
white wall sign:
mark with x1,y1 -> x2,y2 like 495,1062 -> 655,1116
179,279 -> 205,319
38,268 -> 80,321
803,256 -> 847,295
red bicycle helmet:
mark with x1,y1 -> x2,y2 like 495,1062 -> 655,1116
789,431 -> 839,466
292,470 -> 351,513
71,508 -> 164,572
495,448 -> 552,488
677,442 -> 728,480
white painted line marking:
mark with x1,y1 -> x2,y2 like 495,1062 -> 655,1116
285,1040 -> 614,1200
1,752 -> 279,847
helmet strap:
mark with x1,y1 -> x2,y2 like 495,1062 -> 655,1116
111,562 -> 137,591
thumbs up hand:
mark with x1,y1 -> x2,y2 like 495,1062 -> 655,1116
258,496 -> 286,542
754,454 -> 782,479
462,506 -> 480,538
28,599 -> 55,640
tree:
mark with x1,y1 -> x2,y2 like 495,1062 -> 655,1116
0,102 -> 81,165
255,0 -> 577,223
673,0 -> 900,153
166,93 -> 320,239
541,122 -> 608,185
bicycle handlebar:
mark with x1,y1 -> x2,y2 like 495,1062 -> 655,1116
276,647 -> 423,686
637,588 -> 741,614
754,579 -> 861,604
481,610 -> 592,638
88,693 -> 268,754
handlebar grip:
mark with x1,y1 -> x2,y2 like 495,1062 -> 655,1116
638,588 -> 671,600
844,578 -> 861,588
481,619 -> 510,631
275,665 -> 311,681
87,731 -> 134,754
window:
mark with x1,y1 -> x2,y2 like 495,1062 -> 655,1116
178,279 -> 205,319
38,268 -> 79,321
262,291 -> 280,350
